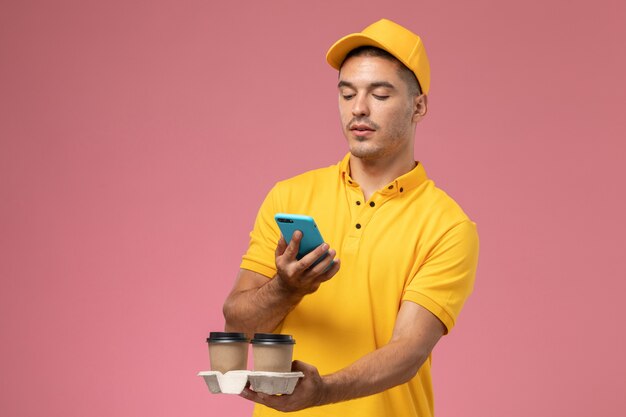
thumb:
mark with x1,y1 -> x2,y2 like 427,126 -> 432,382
291,360 -> 318,376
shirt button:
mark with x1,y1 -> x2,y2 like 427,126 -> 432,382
388,185 -> 394,190
356,201 -> 361,205
369,201 -> 375,207
356,223 -> 361,229
400,187 -> 404,192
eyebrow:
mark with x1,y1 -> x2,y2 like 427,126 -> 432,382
337,80 -> 397,90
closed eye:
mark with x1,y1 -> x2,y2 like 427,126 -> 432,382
373,94 -> 389,100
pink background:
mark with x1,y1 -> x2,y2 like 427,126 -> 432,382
1,0 -> 625,416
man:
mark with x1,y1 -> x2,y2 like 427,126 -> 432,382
222,19 -> 479,417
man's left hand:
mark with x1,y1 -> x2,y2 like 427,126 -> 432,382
240,361 -> 326,412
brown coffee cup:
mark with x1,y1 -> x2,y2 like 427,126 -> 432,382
207,332 -> 249,373
251,333 -> 295,372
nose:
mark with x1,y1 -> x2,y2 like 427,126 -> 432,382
351,94 -> 369,117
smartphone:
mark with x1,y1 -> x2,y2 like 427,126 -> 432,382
274,213 -> 330,267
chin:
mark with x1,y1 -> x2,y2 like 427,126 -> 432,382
349,145 -> 383,160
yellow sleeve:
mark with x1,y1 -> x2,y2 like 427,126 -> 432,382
403,220 -> 479,333
240,185 -> 282,278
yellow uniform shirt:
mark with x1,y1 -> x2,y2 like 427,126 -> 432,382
241,153 -> 479,417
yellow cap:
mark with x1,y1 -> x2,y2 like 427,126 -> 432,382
326,19 -> 431,95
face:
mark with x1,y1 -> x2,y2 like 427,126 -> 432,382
338,55 -> 423,162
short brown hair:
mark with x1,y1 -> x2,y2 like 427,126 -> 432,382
342,46 -> 423,96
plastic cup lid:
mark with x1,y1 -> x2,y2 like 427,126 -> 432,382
206,332 -> 249,343
251,333 -> 296,345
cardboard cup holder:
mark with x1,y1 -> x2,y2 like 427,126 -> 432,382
198,370 -> 304,395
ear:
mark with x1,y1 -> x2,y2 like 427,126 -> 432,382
412,94 -> 428,122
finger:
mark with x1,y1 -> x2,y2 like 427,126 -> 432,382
299,242 -> 329,269
319,257 -> 340,281
275,235 -> 287,257
306,248 -> 335,275
291,360 -> 319,378
240,387 -> 265,403
241,387 -> 284,410
282,230 -> 302,260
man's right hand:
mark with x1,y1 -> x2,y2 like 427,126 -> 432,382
223,232 -> 340,335
274,231 -> 340,296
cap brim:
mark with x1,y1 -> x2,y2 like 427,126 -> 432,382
326,33 -> 391,70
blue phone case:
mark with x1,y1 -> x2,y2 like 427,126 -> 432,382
274,213 -> 329,265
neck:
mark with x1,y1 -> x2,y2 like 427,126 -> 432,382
349,153 -> 416,201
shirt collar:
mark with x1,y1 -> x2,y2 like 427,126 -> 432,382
339,152 -> 428,195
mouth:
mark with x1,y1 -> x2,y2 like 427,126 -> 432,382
349,124 -> 376,137
350,123 -> 375,132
